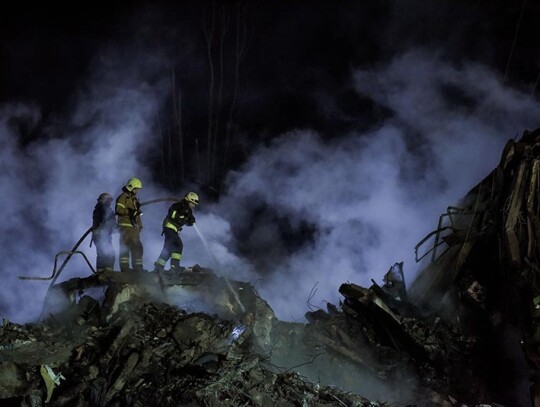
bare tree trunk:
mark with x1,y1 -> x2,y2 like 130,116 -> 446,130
202,1 -> 250,193
156,113 -> 167,188
170,69 -> 178,187
503,0 -> 527,84
171,68 -> 185,184
203,3 -> 216,186
532,69 -> 540,96
167,125 -> 174,187
211,3 -> 230,187
222,1 -> 249,192
195,137 -> 201,184
177,87 -> 184,184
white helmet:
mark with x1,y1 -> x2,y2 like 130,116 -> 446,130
184,192 -> 199,205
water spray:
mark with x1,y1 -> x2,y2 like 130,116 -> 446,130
193,224 -> 246,313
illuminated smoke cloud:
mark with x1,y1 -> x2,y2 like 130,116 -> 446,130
1,8 -> 540,327
215,50 -> 540,321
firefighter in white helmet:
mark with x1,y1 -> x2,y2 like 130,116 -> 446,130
153,192 -> 199,272
115,178 -> 144,272
92,192 -> 117,272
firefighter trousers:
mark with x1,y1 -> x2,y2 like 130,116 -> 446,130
155,228 -> 183,269
119,227 -> 143,272
93,232 -> 115,271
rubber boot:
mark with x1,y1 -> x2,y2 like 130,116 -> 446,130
170,258 -> 184,272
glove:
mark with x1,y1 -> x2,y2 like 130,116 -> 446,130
187,214 -> 196,226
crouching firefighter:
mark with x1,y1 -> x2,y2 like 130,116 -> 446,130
115,178 -> 144,272
153,192 -> 199,272
92,192 -> 117,272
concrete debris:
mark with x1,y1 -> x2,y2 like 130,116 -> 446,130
0,362 -> 28,398
0,296 -> 379,406
0,270 -> 504,407
5,129 -> 540,406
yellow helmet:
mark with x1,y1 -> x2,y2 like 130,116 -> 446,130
184,192 -> 199,205
126,178 -> 143,191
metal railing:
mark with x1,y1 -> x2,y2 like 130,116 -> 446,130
415,206 -> 471,263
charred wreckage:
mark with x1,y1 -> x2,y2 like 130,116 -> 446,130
2,129 -> 540,406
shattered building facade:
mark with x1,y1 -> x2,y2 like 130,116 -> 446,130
3,129 -> 540,406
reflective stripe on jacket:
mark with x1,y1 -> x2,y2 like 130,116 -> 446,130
163,199 -> 194,233
115,188 -> 143,230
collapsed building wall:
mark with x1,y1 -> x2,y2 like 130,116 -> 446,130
1,266 -> 382,407
410,128 -> 540,306
268,128 -> 540,406
409,128 -> 540,406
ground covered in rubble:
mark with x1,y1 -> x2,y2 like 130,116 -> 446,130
0,297 -> 380,407
0,266 -> 507,407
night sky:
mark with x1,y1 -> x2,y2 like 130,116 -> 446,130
2,1 -> 539,144
1,0 -> 540,323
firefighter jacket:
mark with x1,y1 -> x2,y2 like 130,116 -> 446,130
115,187 -> 143,230
92,203 -> 117,235
162,199 -> 195,233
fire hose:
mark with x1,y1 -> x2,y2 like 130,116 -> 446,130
19,196 -> 245,319
18,197 -> 182,286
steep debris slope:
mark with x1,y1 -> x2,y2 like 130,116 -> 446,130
272,264 -> 482,406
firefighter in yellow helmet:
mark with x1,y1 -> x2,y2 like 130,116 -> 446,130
115,178 -> 144,272
92,192 -> 117,272
153,192 -> 198,272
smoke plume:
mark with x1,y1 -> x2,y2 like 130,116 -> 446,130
1,3 -> 540,329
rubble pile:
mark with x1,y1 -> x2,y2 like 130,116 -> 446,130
4,128 -> 540,406
277,268 -> 483,405
269,129 -> 540,405
0,292 -> 380,407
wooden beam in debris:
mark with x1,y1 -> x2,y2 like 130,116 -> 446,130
504,161 -> 529,266
339,283 -> 429,362
527,159 -> 540,260
339,283 -> 401,324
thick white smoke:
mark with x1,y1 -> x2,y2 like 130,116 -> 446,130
0,40 -> 249,323
0,44 -> 170,322
1,37 -> 540,328
214,50 -> 540,321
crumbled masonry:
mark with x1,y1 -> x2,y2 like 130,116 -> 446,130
0,267 -> 380,407
3,128 -> 540,406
